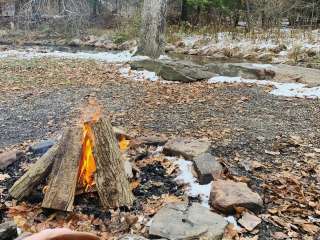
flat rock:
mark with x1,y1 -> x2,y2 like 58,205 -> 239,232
0,221 -> 17,240
193,153 -> 223,184
205,63 -> 275,80
130,59 -> 217,83
163,138 -> 211,160
29,140 -> 55,155
0,151 -> 23,170
210,180 -> 263,214
118,234 -> 148,240
238,212 -> 262,231
206,62 -> 320,87
134,136 -> 168,146
150,202 -> 227,240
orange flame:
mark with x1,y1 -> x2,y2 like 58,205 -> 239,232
77,98 -> 130,191
78,98 -> 101,191
119,135 -> 130,152
78,122 -> 96,191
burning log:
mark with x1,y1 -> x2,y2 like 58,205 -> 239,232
92,118 -> 134,208
42,127 -> 83,211
9,144 -> 59,200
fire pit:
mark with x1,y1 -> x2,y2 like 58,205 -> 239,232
9,101 -> 133,211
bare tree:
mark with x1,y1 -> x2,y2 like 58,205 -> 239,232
136,0 -> 168,58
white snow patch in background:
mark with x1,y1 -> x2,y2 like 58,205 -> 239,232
209,76 -> 320,99
182,35 -> 203,47
119,66 -> 159,81
166,157 -> 212,208
159,54 -> 171,60
0,49 -> 149,63
181,30 -> 320,61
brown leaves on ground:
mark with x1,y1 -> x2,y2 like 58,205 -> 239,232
0,58 -> 123,98
257,136 -> 320,238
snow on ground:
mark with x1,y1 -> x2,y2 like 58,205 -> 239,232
166,156 -> 212,208
119,66 -> 159,81
209,76 -> 320,99
147,147 -> 211,207
182,35 -> 204,47
181,30 -> 320,62
0,49 -> 149,63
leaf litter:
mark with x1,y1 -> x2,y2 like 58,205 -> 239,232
0,58 -> 320,239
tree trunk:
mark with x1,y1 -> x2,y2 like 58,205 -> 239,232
92,118 -> 134,209
42,127 -> 82,211
136,0 -> 168,59
245,0 -> 251,31
181,0 -> 188,21
9,144 -> 58,200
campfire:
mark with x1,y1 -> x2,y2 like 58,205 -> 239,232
9,101 -> 134,211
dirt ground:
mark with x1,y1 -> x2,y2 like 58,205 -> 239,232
1,58 -> 320,239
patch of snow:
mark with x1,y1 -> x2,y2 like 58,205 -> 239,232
159,54 -> 171,60
183,30 -> 320,60
182,35 -> 203,47
0,49 -> 149,63
119,66 -> 159,81
308,216 -> 320,223
251,63 -> 273,69
225,216 -> 241,230
208,76 -> 320,99
166,157 -> 212,208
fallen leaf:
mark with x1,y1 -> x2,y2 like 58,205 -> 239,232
265,150 -> 280,156
272,232 -> 288,239
222,224 -> 238,240
130,180 -> 140,190
301,223 -> 319,234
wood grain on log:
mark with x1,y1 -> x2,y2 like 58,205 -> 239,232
9,144 -> 58,200
42,127 -> 82,211
92,118 -> 134,209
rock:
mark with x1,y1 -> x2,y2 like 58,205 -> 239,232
205,63 -> 275,80
239,160 -> 263,172
0,221 -> 18,240
257,53 -> 274,62
69,38 -> 82,46
163,138 -> 211,160
103,42 -> 118,50
210,180 -> 263,214
270,44 -> 287,54
150,202 -> 227,240
119,40 -> 137,51
243,53 -> 258,60
238,212 -> 261,232
118,234 -> 148,240
130,59 -> 217,83
193,153 -> 223,184
86,35 -> 98,45
165,44 -> 175,52
0,151 -> 23,170
135,136 -> 168,146
175,41 -> 185,47
271,64 -> 320,87
188,49 -> 200,55
29,140 -> 55,155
